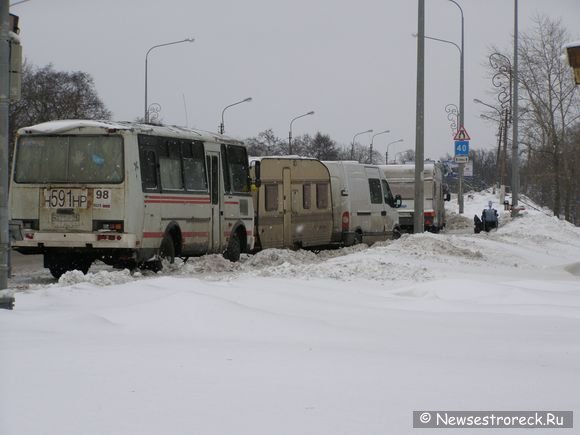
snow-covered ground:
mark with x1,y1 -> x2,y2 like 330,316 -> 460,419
1,191 -> 579,435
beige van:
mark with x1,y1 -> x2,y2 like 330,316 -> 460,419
249,157 -> 333,250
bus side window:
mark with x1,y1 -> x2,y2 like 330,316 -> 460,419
159,139 -> 184,191
140,149 -> 158,191
183,140 -> 208,192
221,144 -> 231,193
226,145 -> 250,193
210,156 -> 219,205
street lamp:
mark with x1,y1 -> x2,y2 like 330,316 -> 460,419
473,98 -> 498,114
219,97 -> 252,135
512,0 -> 520,217
289,110 -> 314,155
413,17 -> 465,213
385,139 -> 404,164
449,0 -> 466,214
474,98 -> 510,200
144,37 -> 194,123
369,129 -> 390,164
351,129 -> 373,161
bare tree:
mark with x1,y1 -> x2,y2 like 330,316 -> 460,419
488,16 -> 580,219
10,63 -> 112,148
245,129 -> 287,156
306,132 -> 339,160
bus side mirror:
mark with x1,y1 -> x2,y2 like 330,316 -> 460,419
444,193 -> 451,201
253,161 -> 261,188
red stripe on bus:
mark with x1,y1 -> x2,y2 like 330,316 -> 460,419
143,232 -> 163,238
182,232 -> 209,238
224,201 -> 239,205
144,199 -> 210,204
145,195 -> 210,200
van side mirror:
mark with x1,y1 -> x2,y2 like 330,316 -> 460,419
394,194 -> 402,208
253,161 -> 262,188
444,192 -> 451,201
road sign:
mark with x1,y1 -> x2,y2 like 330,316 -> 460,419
454,140 -> 469,156
453,126 -> 471,141
455,155 -> 469,164
464,161 -> 473,176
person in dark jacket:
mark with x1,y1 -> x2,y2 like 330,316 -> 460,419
481,200 -> 498,232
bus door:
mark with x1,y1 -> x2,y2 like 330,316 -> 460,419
206,153 -> 222,252
282,167 -> 292,246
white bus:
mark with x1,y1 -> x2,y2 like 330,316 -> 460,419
9,120 -> 254,278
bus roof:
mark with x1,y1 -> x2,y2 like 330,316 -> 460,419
16,119 -> 244,146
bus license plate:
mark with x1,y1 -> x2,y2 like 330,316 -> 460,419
43,189 -> 88,209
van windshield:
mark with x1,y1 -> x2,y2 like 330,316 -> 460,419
15,135 -> 124,184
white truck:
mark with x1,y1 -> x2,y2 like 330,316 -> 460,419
323,161 -> 401,245
380,162 -> 450,233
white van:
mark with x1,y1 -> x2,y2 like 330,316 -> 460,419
323,161 -> 401,245
380,162 -> 450,233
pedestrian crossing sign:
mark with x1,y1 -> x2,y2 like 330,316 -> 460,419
453,126 -> 471,141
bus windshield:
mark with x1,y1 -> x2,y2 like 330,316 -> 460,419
15,135 -> 124,184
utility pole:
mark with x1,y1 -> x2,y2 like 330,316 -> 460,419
511,0 -> 520,216
414,0 -> 425,233
449,0 -> 465,214
0,0 -> 10,291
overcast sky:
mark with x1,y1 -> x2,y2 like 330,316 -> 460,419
12,0 -> 580,160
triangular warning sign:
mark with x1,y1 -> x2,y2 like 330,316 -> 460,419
453,126 -> 471,141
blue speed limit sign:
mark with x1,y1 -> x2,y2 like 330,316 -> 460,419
454,140 -> 469,156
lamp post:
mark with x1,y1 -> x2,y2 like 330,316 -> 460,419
144,37 -> 194,123
0,0 -> 9,292
414,0 -> 425,233
385,139 -> 404,164
351,129 -> 373,161
511,0 -> 520,217
289,111 -> 314,155
413,17 -> 464,213
448,0 -> 466,214
369,129 -> 389,164
474,98 -> 509,202
219,97 -> 252,135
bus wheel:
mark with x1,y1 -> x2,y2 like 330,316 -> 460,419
223,232 -> 241,262
48,257 -> 91,279
157,236 -> 175,270
49,264 -> 68,280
